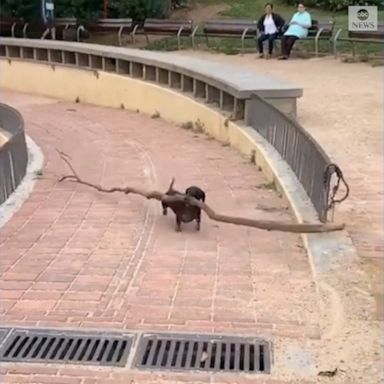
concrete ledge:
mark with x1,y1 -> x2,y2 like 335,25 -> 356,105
0,38 -> 302,118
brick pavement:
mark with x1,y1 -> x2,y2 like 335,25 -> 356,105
0,90 -> 319,383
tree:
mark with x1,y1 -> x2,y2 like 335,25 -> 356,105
55,0 -> 102,20
0,0 -> 172,20
0,0 -> 40,19
109,0 -> 171,21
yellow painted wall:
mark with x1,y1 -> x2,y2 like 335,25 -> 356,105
0,59 -> 279,185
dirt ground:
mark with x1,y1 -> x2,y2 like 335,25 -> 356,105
171,2 -> 230,22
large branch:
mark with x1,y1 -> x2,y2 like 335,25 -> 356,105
57,151 -> 345,234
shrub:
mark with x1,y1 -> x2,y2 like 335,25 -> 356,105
0,0 -> 172,22
280,0 -> 382,11
109,0 -> 172,21
0,0 -> 41,19
318,0 -> 382,11
55,0 -> 102,20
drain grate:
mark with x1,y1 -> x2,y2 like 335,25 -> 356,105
134,333 -> 271,374
0,328 -> 134,367
0,328 -> 10,346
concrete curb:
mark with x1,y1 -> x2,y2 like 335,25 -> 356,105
240,125 -> 359,275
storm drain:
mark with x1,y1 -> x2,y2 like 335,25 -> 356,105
0,328 -> 10,346
134,333 -> 271,374
0,328 -> 134,367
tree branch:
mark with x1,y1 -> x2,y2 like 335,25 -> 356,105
57,150 -> 345,234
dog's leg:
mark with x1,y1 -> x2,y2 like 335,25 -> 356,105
175,216 -> 182,232
196,209 -> 201,231
162,202 -> 168,215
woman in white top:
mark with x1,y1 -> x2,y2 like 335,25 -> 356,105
256,3 -> 285,58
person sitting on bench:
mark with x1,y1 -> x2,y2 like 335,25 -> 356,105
256,3 -> 285,58
278,2 -> 312,60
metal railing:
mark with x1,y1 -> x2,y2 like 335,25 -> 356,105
246,94 -> 339,223
0,103 -> 28,205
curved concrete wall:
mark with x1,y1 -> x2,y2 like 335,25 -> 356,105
0,38 -> 301,118
0,103 -> 28,205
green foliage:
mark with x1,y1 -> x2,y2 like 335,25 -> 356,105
55,0 -> 102,20
0,0 -> 172,22
324,0 -> 382,11
109,0 -> 171,21
0,0 -> 41,19
209,0 -> 383,12
280,0 -> 382,11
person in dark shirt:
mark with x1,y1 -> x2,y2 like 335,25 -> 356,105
256,3 -> 285,58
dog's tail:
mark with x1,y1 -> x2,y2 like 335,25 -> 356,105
167,177 -> 175,193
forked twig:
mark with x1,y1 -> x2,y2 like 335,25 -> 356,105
57,150 -> 345,234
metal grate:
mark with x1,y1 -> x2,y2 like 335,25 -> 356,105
0,328 -> 134,367
0,328 -> 10,347
134,333 -> 271,374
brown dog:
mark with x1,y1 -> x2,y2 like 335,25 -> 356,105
162,180 -> 206,232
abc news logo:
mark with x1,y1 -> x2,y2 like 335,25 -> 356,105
353,8 -> 375,28
349,6 -> 378,31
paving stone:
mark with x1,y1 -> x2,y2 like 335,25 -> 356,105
0,90 -> 319,383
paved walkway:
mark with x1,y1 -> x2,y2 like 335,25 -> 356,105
0,90 -> 318,383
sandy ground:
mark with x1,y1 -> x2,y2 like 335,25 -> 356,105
172,2 -> 230,22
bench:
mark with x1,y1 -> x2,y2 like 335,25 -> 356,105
41,17 -> 77,40
86,18 -> 136,46
275,20 -> 334,57
22,18 -> 86,41
304,20 -> 334,56
193,19 -> 258,53
0,18 -> 26,38
138,19 -> 194,50
333,23 -> 384,57
21,21 -> 47,39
